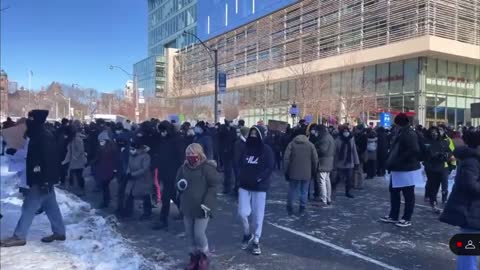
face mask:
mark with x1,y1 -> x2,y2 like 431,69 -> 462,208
343,132 -> 350,138
160,131 -> 167,137
186,155 -> 200,166
194,127 -> 203,134
439,130 -> 445,136
99,140 -> 106,146
187,130 -> 195,137
310,130 -> 317,136
229,123 -> 235,127
115,130 -> 122,134
130,149 -> 137,155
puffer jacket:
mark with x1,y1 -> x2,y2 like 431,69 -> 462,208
125,147 -> 152,198
315,132 -> 336,172
176,160 -> 221,219
387,126 -> 421,172
440,146 -> 480,230
63,133 -> 87,170
284,135 -> 319,181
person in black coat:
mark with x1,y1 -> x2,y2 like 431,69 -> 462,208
376,127 -> 389,176
193,121 -> 213,160
423,127 -> 451,213
1,110 -> 66,248
218,121 -> 238,194
152,121 -> 184,230
440,130 -> 480,269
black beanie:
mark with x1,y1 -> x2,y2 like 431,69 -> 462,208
28,110 -> 49,124
394,113 -> 409,127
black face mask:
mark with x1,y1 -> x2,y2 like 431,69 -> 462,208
246,136 -> 261,147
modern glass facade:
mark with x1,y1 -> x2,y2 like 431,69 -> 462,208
148,0 -> 197,56
134,55 -> 166,98
197,0 -> 298,41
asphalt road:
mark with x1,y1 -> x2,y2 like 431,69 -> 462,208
81,170 -> 463,270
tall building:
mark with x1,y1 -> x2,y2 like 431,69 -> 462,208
134,0 -> 197,101
8,80 -> 18,94
172,0 -> 480,127
0,70 -> 9,118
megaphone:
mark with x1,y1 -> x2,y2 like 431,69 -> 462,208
177,179 -> 188,191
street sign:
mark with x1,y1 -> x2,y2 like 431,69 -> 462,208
218,72 -> 227,93
138,88 -> 145,104
379,112 -> 392,128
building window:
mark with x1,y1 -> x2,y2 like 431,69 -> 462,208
404,58 -> 418,93
389,61 -> 404,95
376,63 -> 389,95
437,59 -> 448,93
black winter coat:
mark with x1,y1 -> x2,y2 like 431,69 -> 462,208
423,138 -> 451,173
387,126 -> 421,172
27,128 -> 60,187
376,131 -> 389,160
440,146 -> 480,230
151,134 -> 184,183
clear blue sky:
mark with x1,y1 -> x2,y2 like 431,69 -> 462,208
0,0 -> 147,92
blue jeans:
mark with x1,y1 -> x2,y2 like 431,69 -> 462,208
458,228 -> 479,270
287,180 -> 309,208
14,185 -> 66,240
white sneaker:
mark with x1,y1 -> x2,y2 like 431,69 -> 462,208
395,219 -> 412,227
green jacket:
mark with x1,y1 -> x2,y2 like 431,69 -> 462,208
284,135 -> 319,181
176,160 -> 221,219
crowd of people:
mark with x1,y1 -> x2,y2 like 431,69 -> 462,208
0,110 -> 479,270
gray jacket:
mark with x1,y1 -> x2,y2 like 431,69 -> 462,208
284,135 -> 319,181
335,137 -> 360,169
315,132 -> 336,172
63,133 -> 87,170
125,148 -> 152,198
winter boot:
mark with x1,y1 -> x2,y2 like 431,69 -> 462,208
197,252 -> 209,270
241,234 -> 254,250
186,252 -> 200,270
286,205 -> 294,216
0,236 -> 26,247
41,233 -> 66,243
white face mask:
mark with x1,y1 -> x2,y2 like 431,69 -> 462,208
130,149 -> 137,155
160,131 -> 167,137
115,130 -> 122,134
343,132 -> 350,138
99,141 -> 106,146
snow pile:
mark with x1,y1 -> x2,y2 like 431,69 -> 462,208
0,157 -> 163,270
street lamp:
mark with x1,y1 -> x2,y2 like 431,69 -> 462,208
182,31 -> 219,123
109,65 -> 139,123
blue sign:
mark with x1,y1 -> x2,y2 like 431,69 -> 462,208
380,113 -> 392,128
290,105 -> 299,116
218,72 -> 227,93
305,114 -> 313,124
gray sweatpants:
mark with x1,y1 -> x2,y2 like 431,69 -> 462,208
183,216 -> 209,253
318,172 -> 332,204
238,188 -> 266,243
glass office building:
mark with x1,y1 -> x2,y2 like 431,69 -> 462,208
173,0 -> 480,127
134,0 -> 197,100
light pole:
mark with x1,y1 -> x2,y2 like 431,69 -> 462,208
55,91 -> 71,119
182,31 -> 219,123
110,65 -> 139,123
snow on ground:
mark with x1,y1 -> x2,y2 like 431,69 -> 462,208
0,157 -> 164,270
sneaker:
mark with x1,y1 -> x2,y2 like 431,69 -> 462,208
0,236 -> 26,247
251,242 -> 261,255
379,216 -> 398,223
41,234 -> 66,243
431,202 -> 441,214
241,234 -> 254,250
395,219 -> 412,227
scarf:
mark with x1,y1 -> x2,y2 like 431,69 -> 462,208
339,135 -> 353,163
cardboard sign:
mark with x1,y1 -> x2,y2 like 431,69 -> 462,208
1,124 -> 27,149
268,120 -> 289,132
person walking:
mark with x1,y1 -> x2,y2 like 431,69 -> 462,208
152,121 -> 184,230
237,126 -> 274,255
376,127 -> 389,177
62,126 -> 87,196
439,130 -> 480,270
423,127 -> 451,214
218,120 -> 237,194
194,121 -> 213,160
95,131 -> 117,209
380,113 -> 422,227
314,125 -> 336,205
284,128 -> 318,215
121,140 -> 153,219
1,110 -> 66,247
233,126 -> 250,195
365,129 -> 378,180
176,143 -> 220,268
333,125 -> 360,199
113,132 -> 131,216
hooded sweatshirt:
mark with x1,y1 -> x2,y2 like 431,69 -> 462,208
238,127 -> 274,192
284,134 -> 318,181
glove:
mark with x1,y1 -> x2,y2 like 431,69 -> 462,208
6,148 -> 17,155
200,204 -> 211,218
